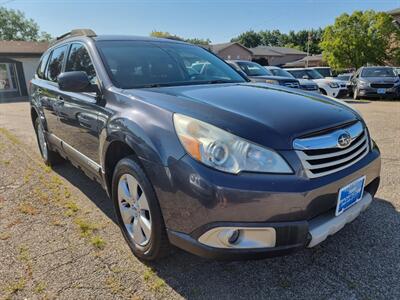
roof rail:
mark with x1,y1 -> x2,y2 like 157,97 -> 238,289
50,29 -> 97,46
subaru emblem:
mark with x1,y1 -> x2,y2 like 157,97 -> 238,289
337,132 -> 352,148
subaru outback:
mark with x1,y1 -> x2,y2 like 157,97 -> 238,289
30,29 -> 381,260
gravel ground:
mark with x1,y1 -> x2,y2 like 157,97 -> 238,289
0,100 -> 399,300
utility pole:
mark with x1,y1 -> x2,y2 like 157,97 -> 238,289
306,31 -> 311,68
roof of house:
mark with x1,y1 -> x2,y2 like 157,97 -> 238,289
388,8 -> 400,16
208,42 -> 253,54
283,54 -> 323,67
0,40 -> 49,55
250,45 -> 307,56
249,46 -> 283,57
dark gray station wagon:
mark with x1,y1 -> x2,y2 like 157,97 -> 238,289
30,29 -> 381,260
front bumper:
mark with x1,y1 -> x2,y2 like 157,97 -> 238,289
142,146 -> 381,259
359,86 -> 399,98
167,177 -> 379,260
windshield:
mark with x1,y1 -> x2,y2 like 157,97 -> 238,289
313,68 -> 332,77
287,69 -> 322,79
361,68 -> 395,77
236,61 -> 271,76
269,68 -> 294,78
96,41 -> 245,88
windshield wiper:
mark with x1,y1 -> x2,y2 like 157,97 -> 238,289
204,79 -> 238,84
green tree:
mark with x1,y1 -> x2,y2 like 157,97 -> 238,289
150,30 -> 210,45
320,10 -> 399,69
231,30 -> 262,48
0,7 -> 51,41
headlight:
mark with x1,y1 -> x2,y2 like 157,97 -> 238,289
265,79 -> 279,85
173,114 -> 292,174
328,82 -> 339,88
358,80 -> 369,86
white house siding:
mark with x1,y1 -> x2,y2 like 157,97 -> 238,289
13,57 -> 40,90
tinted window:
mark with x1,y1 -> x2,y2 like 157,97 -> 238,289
361,68 -> 395,77
96,41 -> 245,89
237,61 -> 271,76
46,45 -> 68,82
66,43 -> 97,83
37,51 -> 51,79
313,68 -> 332,77
269,68 -> 294,78
337,74 -> 351,81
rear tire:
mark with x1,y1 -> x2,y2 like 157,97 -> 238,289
112,156 -> 170,261
34,118 -> 64,166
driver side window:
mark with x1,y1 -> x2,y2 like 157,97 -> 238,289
65,43 -> 97,84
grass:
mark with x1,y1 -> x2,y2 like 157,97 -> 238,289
74,218 -> 98,237
143,268 -> 167,293
0,232 -> 11,240
105,276 -> 125,294
18,245 -> 30,262
90,236 -> 106,249
34,282 -> 46,294
64,201 -> 79,217
4,278 -> 26,294
18,202 -> 38,215
0,127 -> 20,145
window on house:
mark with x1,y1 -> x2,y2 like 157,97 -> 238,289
0,63 -> 18,91
65,43 -> 97,84
46,45 -> 68,82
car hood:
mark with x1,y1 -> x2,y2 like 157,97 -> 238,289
121,83 -> 359,150
297,79 -> 317,85
313,78 -> 342,84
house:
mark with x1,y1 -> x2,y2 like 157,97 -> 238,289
0,40 -> 48,102
207,42 -> 308,66
283,54 -> 325,68
388,7 -> 400,24
250,46 -> 307,66
207,42 -> 253,61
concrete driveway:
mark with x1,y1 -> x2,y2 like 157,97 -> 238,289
0,100 -> 399,299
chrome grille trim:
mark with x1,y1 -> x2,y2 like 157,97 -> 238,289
294,122 -> 370,178
293,122 -> 363,150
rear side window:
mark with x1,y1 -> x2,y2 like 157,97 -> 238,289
46,45 -> 68,82
65,43 -> 97,84
37,51 -> 51,79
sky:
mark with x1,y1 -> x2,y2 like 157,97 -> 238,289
2,0 -> 399,43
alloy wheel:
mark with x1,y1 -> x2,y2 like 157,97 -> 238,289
37,122 -> 48,160
117,173 -> 152,246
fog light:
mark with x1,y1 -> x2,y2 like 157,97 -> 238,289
228,229 -> 240,244
198,226 -> 276,249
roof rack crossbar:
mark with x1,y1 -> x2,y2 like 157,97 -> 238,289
51,29 -> 97,45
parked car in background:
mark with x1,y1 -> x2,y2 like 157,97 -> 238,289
351,66 -> 400,100
30,29 -> 381,261
286,68 -> 348,98
265,66 -> 319,92
336,73 -> 354,95
393,67 -> 400,77
227,60 -> 300,89
311,67 -> 333,78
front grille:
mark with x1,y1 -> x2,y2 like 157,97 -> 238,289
370,83 -> 394,88
294,122 -> 369,178
340,83 -> 346,88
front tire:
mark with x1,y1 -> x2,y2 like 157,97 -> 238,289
112,156 -> 170,261
34,118 -> 63,166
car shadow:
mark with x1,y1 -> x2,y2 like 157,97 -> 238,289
50,162 -> 399,298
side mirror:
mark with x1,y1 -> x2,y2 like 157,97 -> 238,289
302,75 -> 309,79
58,71 -> 97,93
